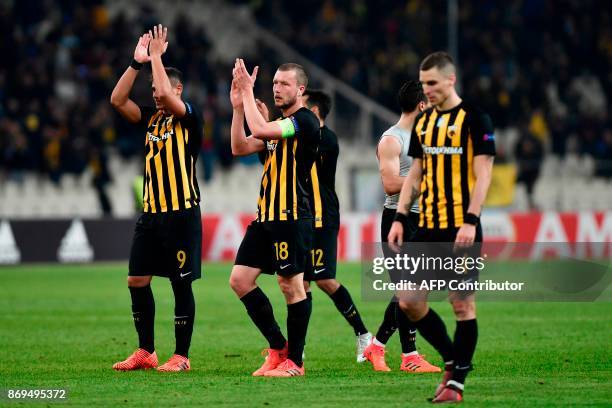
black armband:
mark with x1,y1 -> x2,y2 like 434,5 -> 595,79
464,212 -> 480,226
393,212 -> 409,224
130,59 -> 143,70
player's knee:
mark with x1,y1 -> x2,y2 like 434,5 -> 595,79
451,299 -> 476,320
398,299 -> 427,321
316,279 -> 340,295
127,276 -> 151,287
229,271 -> 253,297
278,276 -> 305,302
277,277 -> 295,297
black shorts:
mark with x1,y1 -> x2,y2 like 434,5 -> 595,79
235,219 -> 313,277
381,208 -> 419,243
129,206 -> 202,282
408,224 -> 484,289
304,227 -> 338,281
412,224 -> 483,244
381,209 -> 419,283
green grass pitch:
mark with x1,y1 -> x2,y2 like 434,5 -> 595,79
1,263 -> 610,407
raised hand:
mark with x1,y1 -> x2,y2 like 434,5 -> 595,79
255,98 -> 270,121
133,33 -> 151,63
149,24 -> 169,57
233,58 -> 258,92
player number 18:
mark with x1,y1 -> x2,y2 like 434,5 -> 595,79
274,242 -> 289,260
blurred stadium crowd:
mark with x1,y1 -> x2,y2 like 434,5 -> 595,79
252,0 -> 611,171
0,0 -> 238,193
0,0 -> 611,213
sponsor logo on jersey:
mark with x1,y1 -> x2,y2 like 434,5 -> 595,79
422,145 -> 464,155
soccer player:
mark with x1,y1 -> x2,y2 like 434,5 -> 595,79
388,52 -> 496,403
229,59 -> 320,377
362,80 -> 440,373
110,25 -> 203,372
300,89 -> 373,362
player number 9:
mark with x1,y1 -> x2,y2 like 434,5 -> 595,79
177,250 -> 186,268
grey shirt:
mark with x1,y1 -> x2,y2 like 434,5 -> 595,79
378,125 -> 419,212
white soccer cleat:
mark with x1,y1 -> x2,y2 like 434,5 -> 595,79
356,332 -> 373,363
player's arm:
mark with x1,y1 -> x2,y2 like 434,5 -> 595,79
231,108 -> 265,156
467,155 -> 494,217
230,79 -> 264,156
377,136 -> 405,195
388,127 -> 425,245
110,34 -> 151,123
387,159 -> 423,246
397,159 -> 423,215
456,109 -> 496,244
242,87 -> 288,140
149,25 -> 187,117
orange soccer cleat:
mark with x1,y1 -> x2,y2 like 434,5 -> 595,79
112,348 -> 158,371
157,354 -> 191,372
263,359 -> 304,377
252,344 -> 288,376
432,384 -> 463,404
400,353 -> 442,373
363,342 -> 391,372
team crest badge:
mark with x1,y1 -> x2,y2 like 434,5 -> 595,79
447,125 -> 458,139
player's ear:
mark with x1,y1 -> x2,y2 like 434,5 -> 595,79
175,83 -> 183,95
448,73 -> 456,86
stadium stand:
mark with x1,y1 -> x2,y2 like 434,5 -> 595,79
0,0 -> 610,217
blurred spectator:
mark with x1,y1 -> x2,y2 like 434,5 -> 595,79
515,131 -> 543,209
594,128 -> 612,178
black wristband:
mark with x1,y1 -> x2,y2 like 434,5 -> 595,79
464,212 -> 480,226
393,212 -> 409,224
130,59 -> 143,70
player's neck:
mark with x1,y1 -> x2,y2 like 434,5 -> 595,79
281,101 -> 303,118
436,92 -> 462,112
397,112 -> 417,131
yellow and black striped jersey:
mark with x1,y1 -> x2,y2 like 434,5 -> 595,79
139,102 -> 202,213
309,126 -> 340,229
256,107 -> 320,222
408,101 -> 496,229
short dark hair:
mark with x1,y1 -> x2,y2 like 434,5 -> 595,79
420,51 -> 455,72
150,66 -> 184,86
303,89 -> 331,119
165,67 -> 183,85
397,80 -> 426,113
278,63 -> 308,87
